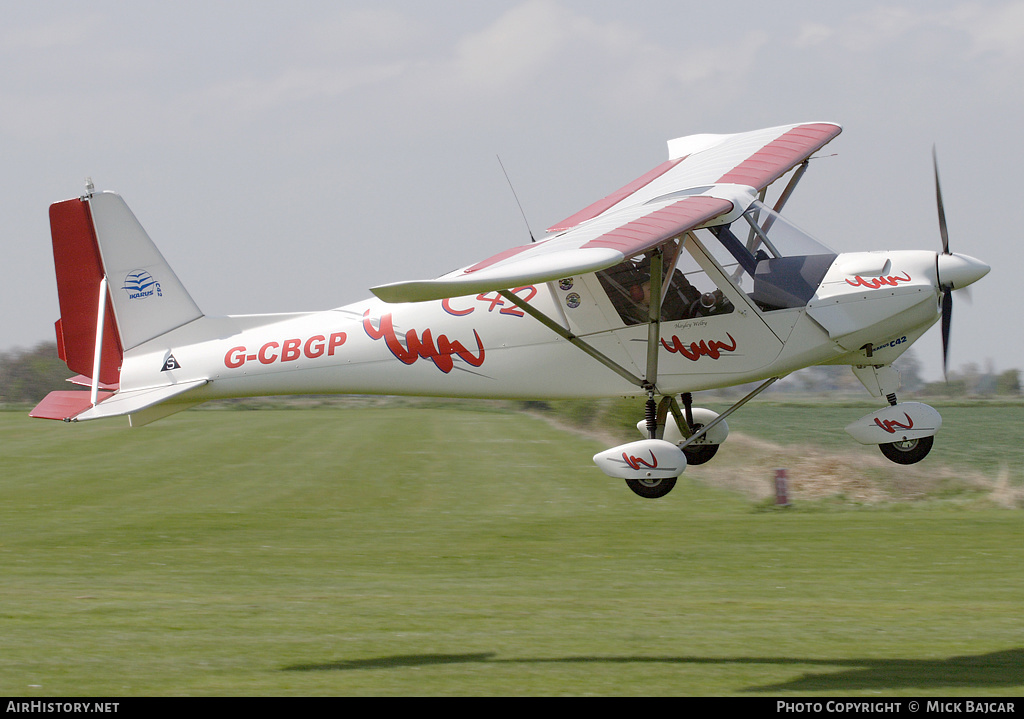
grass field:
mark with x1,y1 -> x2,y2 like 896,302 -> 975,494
1,403 -> 1022,696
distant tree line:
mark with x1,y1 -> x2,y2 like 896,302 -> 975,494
919,362 -> 1021,397
0,343 -> 70,403
777,350 -> 1020,397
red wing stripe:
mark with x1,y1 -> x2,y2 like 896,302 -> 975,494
582,196 -> 733,253
715,123 -> 841,189
546,158 -> 685,233
463,240 -> 547,274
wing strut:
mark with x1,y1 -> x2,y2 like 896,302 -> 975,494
678,377 -> 780,448
645,249 -> 664,390
499,243 -> 674,440
497,289 -> 644,388
761,160 -> 809,235
641,249 -> 666,438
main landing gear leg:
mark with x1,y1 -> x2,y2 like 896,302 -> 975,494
849,366 -> 938,465
678,392 -> 719,466
625,390 -> 679,499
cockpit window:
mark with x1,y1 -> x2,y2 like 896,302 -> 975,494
595,203 -> 836,324
703,201 -> 837,311
597,241 -> 734,325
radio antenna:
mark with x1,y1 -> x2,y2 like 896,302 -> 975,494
497,155 -> 536,243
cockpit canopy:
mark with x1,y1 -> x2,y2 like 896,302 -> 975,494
597,200 -> 836,325
711,200 -> 837,311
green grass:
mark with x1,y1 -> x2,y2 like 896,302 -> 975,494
1,407 -> 1022,696
715,401 -> 1024,479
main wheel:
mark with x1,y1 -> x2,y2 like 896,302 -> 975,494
879,435 -> 934,465
625,477 -> 677,499
683,443 -> 719,465
681,424 -> 720,465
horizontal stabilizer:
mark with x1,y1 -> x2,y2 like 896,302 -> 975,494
30,390 -> 115,421
72,380 -> 208,422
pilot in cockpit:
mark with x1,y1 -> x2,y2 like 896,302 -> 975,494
599,254 -> 733,324
634,255 -> 712,321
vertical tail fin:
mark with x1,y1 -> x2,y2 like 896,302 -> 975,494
88,191 -> 204,350
35,188 -> 206,422
47,190 -> 204,385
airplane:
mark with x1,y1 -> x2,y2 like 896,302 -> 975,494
30,122 -> 990,499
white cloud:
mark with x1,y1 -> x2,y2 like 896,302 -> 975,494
957,1 -> 1024,59
789,1 -> 1024,63
795,22 -> 834,47
0,13 -> 101,52
430,0 -> 770,122
296,7 -> 425,59
196,63 -> 408,116
452,0 -> 572,88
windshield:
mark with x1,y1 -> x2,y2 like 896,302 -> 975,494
741,201 -> 835,258
704,201 -> 836,311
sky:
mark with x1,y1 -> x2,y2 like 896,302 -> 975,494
2,0 -> 1021,382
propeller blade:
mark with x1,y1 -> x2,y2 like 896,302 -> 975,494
941,286 -> 953,380
933,145 -> 950,254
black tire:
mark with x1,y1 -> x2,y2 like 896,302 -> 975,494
879,435 -> 934,465
683,443 -> 719,466
625,477 -> 677,499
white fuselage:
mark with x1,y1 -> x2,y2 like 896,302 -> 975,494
118,248 -> 951,406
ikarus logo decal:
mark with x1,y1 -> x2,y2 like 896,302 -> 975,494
122,270 -> 162,300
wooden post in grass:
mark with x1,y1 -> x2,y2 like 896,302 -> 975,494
774,468 -> 790,506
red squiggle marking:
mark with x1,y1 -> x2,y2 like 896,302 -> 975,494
363,311 -> 485,374
874,413 -> 914,434
846,271 -> 911,289
623,451 -> 659,470
661,333 -> 738,362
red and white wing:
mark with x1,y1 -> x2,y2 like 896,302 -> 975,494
372,122 -> 841,303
